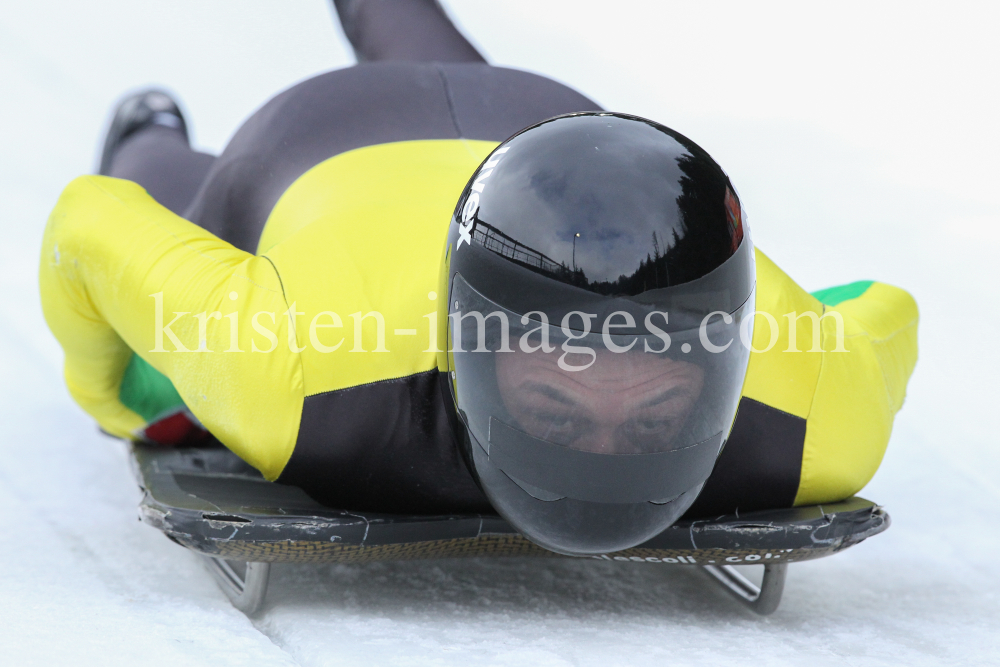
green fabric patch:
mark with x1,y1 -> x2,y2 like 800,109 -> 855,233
119,354 -> 185,423
810,280 -> 874,306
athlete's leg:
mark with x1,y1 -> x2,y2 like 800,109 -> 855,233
333,0 -> 485,63
182,3 -> 597,252
108,127 -> 216,220
101,90 -> 218,229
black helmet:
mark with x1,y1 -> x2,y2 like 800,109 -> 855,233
443,112 -> 755,555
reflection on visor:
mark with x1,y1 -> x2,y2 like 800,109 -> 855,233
449,275 -> 753,456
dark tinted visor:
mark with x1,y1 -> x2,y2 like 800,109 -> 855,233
449,273 -> 752,455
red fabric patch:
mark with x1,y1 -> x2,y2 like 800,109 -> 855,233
143,412 -> 206,446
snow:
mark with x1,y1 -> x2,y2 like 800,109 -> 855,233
1,1 -> 998,664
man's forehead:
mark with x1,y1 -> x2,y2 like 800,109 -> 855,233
502,349 -> 699,385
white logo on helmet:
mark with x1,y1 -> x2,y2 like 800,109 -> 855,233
457,146 -> 510,250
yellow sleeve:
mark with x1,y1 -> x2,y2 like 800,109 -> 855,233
796,281 -> 918,504
39,176 -> 302,480
743,249 -> 918,505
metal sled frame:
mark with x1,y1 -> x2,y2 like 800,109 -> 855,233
201,557 -> 271,614
702,563 -> 787,615
131,443 -> 889,616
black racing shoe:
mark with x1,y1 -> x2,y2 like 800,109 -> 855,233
98,89 -> 189,175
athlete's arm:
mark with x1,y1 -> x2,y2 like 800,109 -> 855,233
746,249 -> 918,505
39,176 -> 302,479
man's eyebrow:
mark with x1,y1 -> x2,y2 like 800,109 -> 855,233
521,382 -> 578,406
637,386 -> 685,409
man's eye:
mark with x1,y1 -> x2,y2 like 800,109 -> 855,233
523,411 -> 586,445
534,413 -> 574,430
629,418 -> 673,435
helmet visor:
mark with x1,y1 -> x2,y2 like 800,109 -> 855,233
448,274 -> 754,503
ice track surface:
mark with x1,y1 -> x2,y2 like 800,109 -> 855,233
1,2 -> 998,665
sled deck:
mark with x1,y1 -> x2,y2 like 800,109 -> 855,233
130,442 -> 890,616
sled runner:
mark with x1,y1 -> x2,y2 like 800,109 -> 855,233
129,442 -> 889,616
